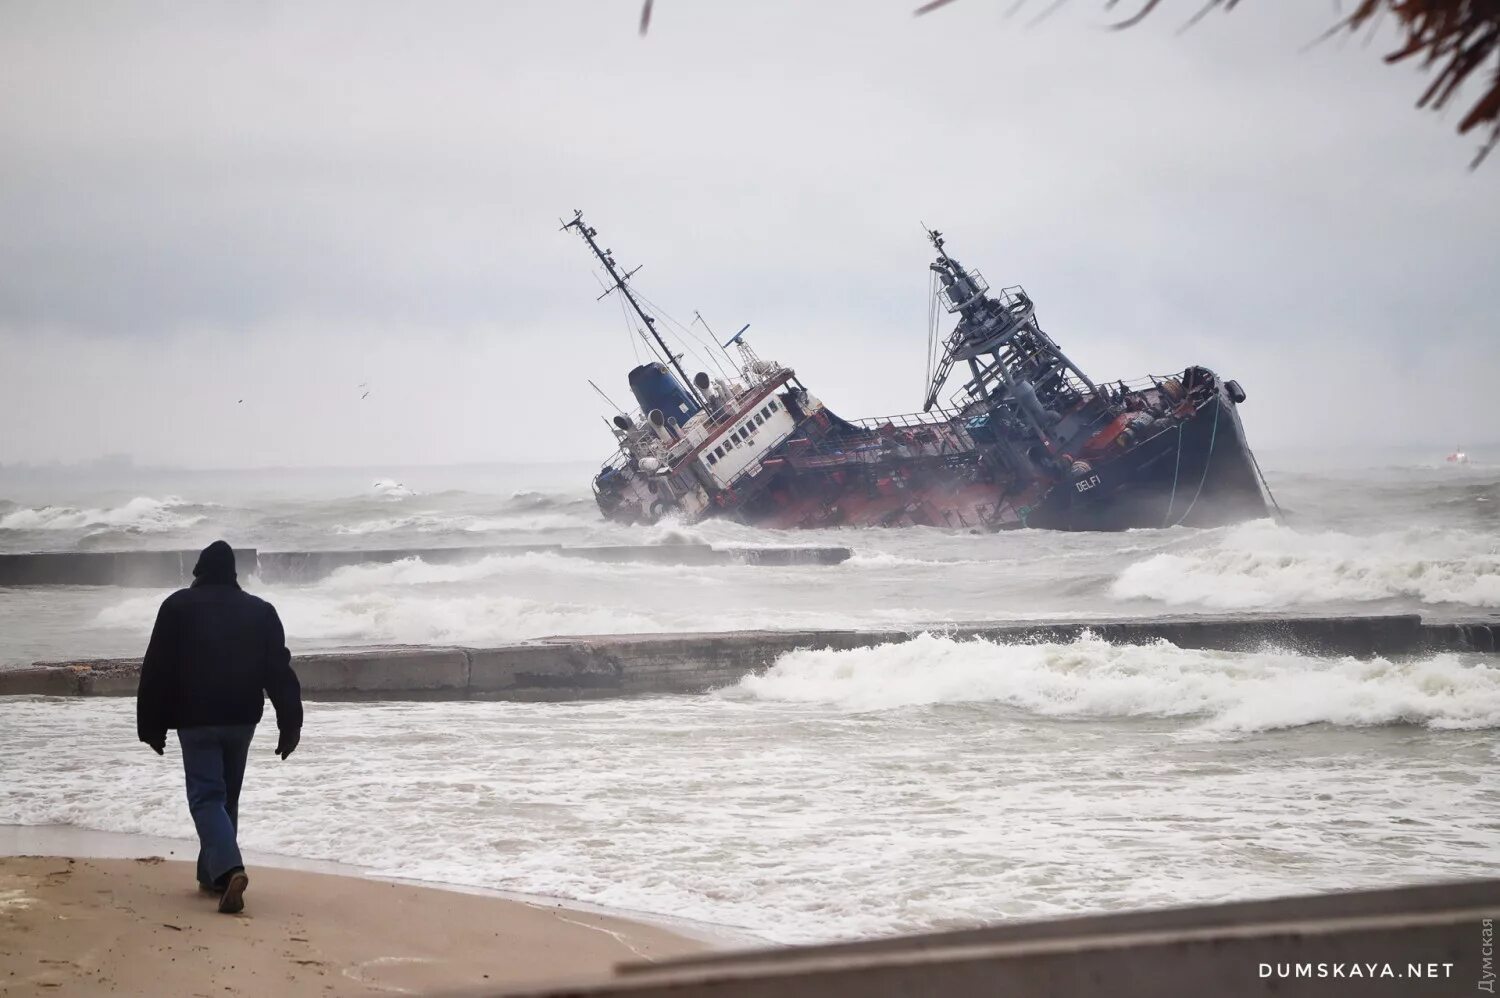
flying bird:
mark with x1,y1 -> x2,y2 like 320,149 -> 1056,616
361,391 -> 370,400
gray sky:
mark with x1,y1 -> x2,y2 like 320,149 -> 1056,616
2,0 -> 1496,468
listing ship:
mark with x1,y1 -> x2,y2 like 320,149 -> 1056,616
565,211 -> 1269,531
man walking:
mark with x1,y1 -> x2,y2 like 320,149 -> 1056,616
136,540 -> 302,914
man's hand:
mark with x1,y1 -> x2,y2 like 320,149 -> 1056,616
143,734 -> 165,756
275,728 -> 300,760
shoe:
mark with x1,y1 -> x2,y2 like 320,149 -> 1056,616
217,870 -> 249,914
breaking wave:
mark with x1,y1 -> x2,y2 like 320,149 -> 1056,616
0,496 -> 208,535
332,511 -> 586,535
1111,520 -> 1500,609
371,479 -> 417,499
505,489 -> 594,512
730,632 -> 1500,733
844,551 -> 972,569
313,552 -> 733,589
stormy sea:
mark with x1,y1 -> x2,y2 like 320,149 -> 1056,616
2,451 -> 1498,943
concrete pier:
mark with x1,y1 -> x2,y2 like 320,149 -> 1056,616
0,543 -> 852,587
3,613 -> 1496,702
500,879 -> 1499,998
0,548 -> 259,587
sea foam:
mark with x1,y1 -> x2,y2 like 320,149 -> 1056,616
95,585 -> 663,646
0,496 -> 206,534
1112,520 -> 1500,609
730,632 -> 1500,733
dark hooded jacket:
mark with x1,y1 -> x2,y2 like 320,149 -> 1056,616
136,541 -> 303,745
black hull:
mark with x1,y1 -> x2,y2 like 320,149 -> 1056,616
1026,385 -> 1267,531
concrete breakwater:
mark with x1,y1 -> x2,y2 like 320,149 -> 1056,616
0,543 -> 852,587
515,878 -> 1500,998
2,613 -> 1496,702
0,548 -> 261,587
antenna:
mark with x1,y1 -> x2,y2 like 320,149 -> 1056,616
562,210 -> 704,405
588,379 -> 626,414
690,311 -> 734,380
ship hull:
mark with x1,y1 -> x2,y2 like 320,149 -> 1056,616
730,384 -> 1264,532
592,369 -> 1269,533
1024,383 -> 1266,531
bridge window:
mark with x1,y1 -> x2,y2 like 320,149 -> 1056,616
706,453 -> 718,466
768,399 -> 778,412
760,406 -> 771,418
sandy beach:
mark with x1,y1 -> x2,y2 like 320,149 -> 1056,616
0,848 -> 706,996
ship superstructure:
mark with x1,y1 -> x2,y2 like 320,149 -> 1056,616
566,211 -> 1269,532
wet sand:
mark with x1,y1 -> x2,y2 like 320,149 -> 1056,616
0,853 -> 706,996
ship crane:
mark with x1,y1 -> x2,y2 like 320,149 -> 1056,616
921,226 -> 1104,470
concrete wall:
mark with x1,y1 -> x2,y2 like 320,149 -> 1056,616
0,549 -> 258,587
622,879 -> 1500,974
0,544 -> 851,586
1423,620 -> 1500,653
293,648 -> 471,697
4,614 -> 1494,703
497,880 -> 1498,998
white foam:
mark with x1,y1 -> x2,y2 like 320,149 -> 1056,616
461,513 -> 591,533
92,594 -> 167,631
314,552 -> 756,593
3,692 -> 1498,946
371,479 -> 417,499
277,590 -> 663,645
1112,520 -> 1500,609
0,496 -> 205,533
333,511 -> 584,535
730,632 -> 1500,733
94,585 -> 661,645
844,551 -> 953,568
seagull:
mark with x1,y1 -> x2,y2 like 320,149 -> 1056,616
361,391 -> 370,400
237,399 -> 244,404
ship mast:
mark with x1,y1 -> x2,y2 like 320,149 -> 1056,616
562,210 -> 703,405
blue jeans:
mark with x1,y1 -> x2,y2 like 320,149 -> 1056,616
177,724 -> 256,887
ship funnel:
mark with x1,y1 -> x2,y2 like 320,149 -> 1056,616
630,363 -> 702,425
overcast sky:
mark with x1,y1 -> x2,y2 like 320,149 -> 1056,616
1,0 -> 1495,468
